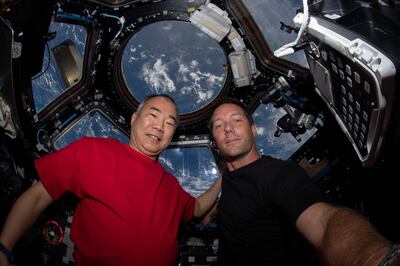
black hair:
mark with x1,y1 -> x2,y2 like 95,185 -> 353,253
136,94 -> 180,123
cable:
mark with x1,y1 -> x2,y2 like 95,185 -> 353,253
100,13 -> 125,43
273,0 -> 309,58
31,42 -> 51,80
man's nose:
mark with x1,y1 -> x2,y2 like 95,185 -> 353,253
224,122 -> 233,134
153,118 -> 164,132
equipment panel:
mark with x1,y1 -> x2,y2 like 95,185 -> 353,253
303,15 -> 397,166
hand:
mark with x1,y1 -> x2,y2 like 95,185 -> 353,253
199,203 -> 218,230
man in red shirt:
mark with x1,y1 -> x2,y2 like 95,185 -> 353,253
0,95 -> 221,266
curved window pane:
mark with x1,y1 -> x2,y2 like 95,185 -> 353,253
159,147 -> 219,197
32,20 -> 87,112
242,0 -> 308,68
253,104 -> 316,159
54,110 -> 129,150
122,20 -> 227,114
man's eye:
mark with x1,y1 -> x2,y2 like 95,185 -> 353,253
166,121 -> 175,127
233,117 -> 243,123
150,113 -> 157,118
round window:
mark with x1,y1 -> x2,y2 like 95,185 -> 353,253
121,20 -> 227,114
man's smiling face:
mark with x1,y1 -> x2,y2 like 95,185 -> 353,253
129,96 -> 178,160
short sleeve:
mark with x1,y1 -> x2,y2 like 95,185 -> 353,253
267,160 -> 326,224
180,187 -> 196,222
35,138 -> 87,200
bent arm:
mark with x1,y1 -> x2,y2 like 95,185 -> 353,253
194,177 -> 221,218
200,202 -> 218,230
0,181 -> 53,253
296,202 -> 392,265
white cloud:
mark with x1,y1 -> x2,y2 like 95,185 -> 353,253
191,60 -> 199,67
162,23 -> 173,31
178,64 -> 190,82
140,51 -> 148,59
181,86 -> 191,95
189,72 -> 200,83
172,148 -> 183,156
129,55 -> 138,63
197,91 -> 208,102
141,58 -> 176,93
206,73 -> 224,87
159,156 -> 174,170
256,126 -> 265,136
178,64 -> 189,74
196,32 -> 206,38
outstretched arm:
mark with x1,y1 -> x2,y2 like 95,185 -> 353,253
0,181 -> 53,265
296,202 -> 393,265
194,177 -> 221,218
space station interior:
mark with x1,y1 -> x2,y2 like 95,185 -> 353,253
1,0 -> 400,264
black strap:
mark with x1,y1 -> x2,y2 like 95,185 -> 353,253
379,244 -> 400,266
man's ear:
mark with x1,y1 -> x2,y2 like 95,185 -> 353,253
251,124 -> 257,137
131,112 -> 137,126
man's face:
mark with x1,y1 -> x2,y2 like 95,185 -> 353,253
211,103 -> 257,160
129,97 -> 177,160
